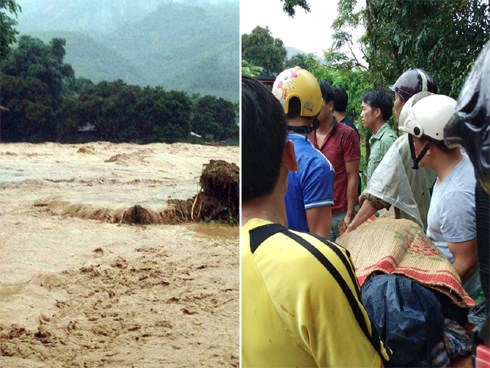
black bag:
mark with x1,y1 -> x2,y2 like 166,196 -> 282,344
361,274 -> 445,367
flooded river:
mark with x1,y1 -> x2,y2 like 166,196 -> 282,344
0,142 -> 239,367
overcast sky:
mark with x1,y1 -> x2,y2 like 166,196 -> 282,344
240,0 -> 338,56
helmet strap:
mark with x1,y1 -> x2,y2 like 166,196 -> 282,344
416,69 -> 428,92
288,125 -> 313,136
287,116 -> 319,139
408,134 -> 432,170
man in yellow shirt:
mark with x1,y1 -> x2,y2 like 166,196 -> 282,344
241,74 -> 389,367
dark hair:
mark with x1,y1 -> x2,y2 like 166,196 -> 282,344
333,87 -> 348,112
242,75 -> 288,202
286,97 -> 302,118
318,81 -> 335,103
362,89 -> 394,121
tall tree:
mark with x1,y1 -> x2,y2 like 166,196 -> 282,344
333,0 -> 490,96
1,36 -> 75,141
242,26 -> 287,74
0,0 -> 21,58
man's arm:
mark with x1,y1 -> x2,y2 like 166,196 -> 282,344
346,192 -> 391,233
448,239 -> 478,283
306,205 -> 332,239
345,199 -> 377,233
344,159 -> 360,226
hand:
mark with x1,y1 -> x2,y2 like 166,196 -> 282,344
338,221 -> 347,236
358,194 -> 365,206
343,213 -> 354,227
345,222 -> 357,234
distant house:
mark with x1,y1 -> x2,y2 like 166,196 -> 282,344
77,123 -> 96,143
255,73 -> 276,92
78,123 -> 96,132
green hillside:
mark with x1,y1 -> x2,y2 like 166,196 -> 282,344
25,31 -> 151,85
103,2 -> 239,101
15,0 -> 239,102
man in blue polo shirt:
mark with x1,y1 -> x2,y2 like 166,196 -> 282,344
272,67 -> 335,239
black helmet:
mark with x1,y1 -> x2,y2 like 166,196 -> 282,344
444,41 -> 490,194
390,69 -> 438,102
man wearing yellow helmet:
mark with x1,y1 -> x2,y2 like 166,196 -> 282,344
272,67 -> 335,239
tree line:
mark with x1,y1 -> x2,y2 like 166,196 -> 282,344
0,34 -> 238,144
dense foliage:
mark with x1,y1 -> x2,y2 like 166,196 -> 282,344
332,0 -> 490,96
0,36 -> 238,144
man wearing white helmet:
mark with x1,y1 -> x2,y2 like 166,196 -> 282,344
347,69 -> 438,233
399,93 -> 481,301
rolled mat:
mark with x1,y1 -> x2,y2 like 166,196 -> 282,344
336,217 -> 476,308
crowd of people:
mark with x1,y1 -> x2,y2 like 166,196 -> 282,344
241,40 -> 490,366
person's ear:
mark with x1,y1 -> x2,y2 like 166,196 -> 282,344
282,140 -> 298,172
327,100 -> 334,112
374,107 -> 382,119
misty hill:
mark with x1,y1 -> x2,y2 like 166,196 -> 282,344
16,0 -> 239,101
286,46 -> 307,58
103,2 -> 239,99
29,31 -> 151,86
16,0 -> 167,38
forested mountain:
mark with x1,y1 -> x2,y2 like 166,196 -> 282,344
16,0 -> 239,101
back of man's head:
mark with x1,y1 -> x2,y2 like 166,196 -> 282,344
242,75 -> 287,202
333,87 -> 348,112
272,67 -> 322,120
319,81 -> 335,104
362,89 -> 394,122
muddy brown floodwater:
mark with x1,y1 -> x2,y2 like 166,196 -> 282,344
0,142 -> 239,367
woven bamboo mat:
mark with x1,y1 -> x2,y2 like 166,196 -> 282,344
336,217 -> 476,308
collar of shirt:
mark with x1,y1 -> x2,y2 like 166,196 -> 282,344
369,122 -> 391,144
314,117 -> 338,148
287,131 -> 309,141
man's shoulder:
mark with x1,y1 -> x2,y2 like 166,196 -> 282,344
308,149 -> 335,173
247,224 -> 350,263
336,122 -> 360,142
376,124 -> 397,143
337,121 -> 355,133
